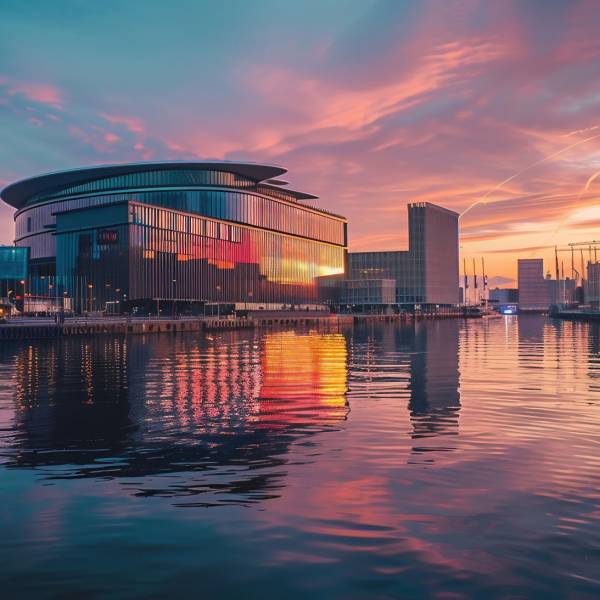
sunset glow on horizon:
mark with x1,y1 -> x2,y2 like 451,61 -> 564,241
1,0 -> 600,286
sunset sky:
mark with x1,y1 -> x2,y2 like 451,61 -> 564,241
1,0 -> 600,286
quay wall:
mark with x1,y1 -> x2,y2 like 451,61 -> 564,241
553,310 -> 600,322
0,309 -> 466,341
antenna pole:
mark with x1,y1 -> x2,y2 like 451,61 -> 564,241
473,258 -> 478,305
463,258 -> 468,305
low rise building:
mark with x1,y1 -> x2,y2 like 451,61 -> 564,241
338,278 -> 396,306
347,202 -> 459,306
489,287 -> 518,305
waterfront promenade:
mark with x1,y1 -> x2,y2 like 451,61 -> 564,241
0,308 -> 469,340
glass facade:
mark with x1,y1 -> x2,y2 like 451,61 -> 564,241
348,203 -> 458,305
55,199 -> 345,311
339,279 -> 396,305
25,169 -> 257,205
1,163 -> 347,311
0,246 -> 28,280
16,184 -> 345,260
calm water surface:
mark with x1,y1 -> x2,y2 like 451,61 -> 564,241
0,316 -> 599,598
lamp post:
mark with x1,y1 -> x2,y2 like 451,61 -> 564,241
87,283 -> 93,314
20,279 -> 26,315
216,284 -> 221,318
48,283 -> 54,318
105,282 -> 111,315
62,291 -> 68,323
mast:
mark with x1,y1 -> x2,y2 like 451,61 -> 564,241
581,248 -> 586,302
482,257 -> 488,310
473,258 -> 478,305
463,258 -> 468,305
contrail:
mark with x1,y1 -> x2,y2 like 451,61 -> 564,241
565,125 -> 599,137
460,131 -> 600,219
540,166 -> 600,245
580,170 -> 600,197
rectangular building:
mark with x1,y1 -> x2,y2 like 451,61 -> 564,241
517,259 -> 549,311
348,202 -> 459,305
546,278 -> 577,305
586,262 -> 600,306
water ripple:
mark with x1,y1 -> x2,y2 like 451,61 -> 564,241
0,317 -> 599,598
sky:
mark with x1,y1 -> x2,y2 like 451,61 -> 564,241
1,0 -> 600,286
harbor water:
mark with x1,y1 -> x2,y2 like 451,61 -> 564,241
0,315 -> 598,598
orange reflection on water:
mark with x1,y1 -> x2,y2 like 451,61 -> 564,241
256,330 -> 349,427
139,329 -> 349,432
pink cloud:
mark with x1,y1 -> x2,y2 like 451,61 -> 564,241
104,132 -> 120,143
100,113 -> 145,133
4,79 -> 64,108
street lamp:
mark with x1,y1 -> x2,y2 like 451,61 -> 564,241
20,280 -> 26,315
87,283 -> 93,314
61,291 -> 68,322
105,283 -> 112,315
48,283 -> 54,316
216,284 -> 221,318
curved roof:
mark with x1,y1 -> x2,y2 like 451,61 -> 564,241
264,178 -> 289,186
0,161 -> 288,210
258,183 -> 319,201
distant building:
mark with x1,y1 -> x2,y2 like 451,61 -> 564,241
489,287 -> 518,305
586,262 -> 600,306
338,278 -> 396,306
518,259 -> 549,311
347,202 -> 459,305
546,277 -> 577,305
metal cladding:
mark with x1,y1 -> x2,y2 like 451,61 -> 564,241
0,161 -> 347,311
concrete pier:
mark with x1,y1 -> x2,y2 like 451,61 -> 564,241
0,308 -> 470,341
0,314 -> 352,340
552,309 -> 600,322
0,317 -> 204,340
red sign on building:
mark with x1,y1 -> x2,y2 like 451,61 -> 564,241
97,229 -> 119,245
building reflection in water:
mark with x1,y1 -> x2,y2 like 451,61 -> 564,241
408,320 -> 461,460
588,322 -> 600,395
3,329 -> 349,505
349,320 -> 461,463
2,320 -> 462,501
